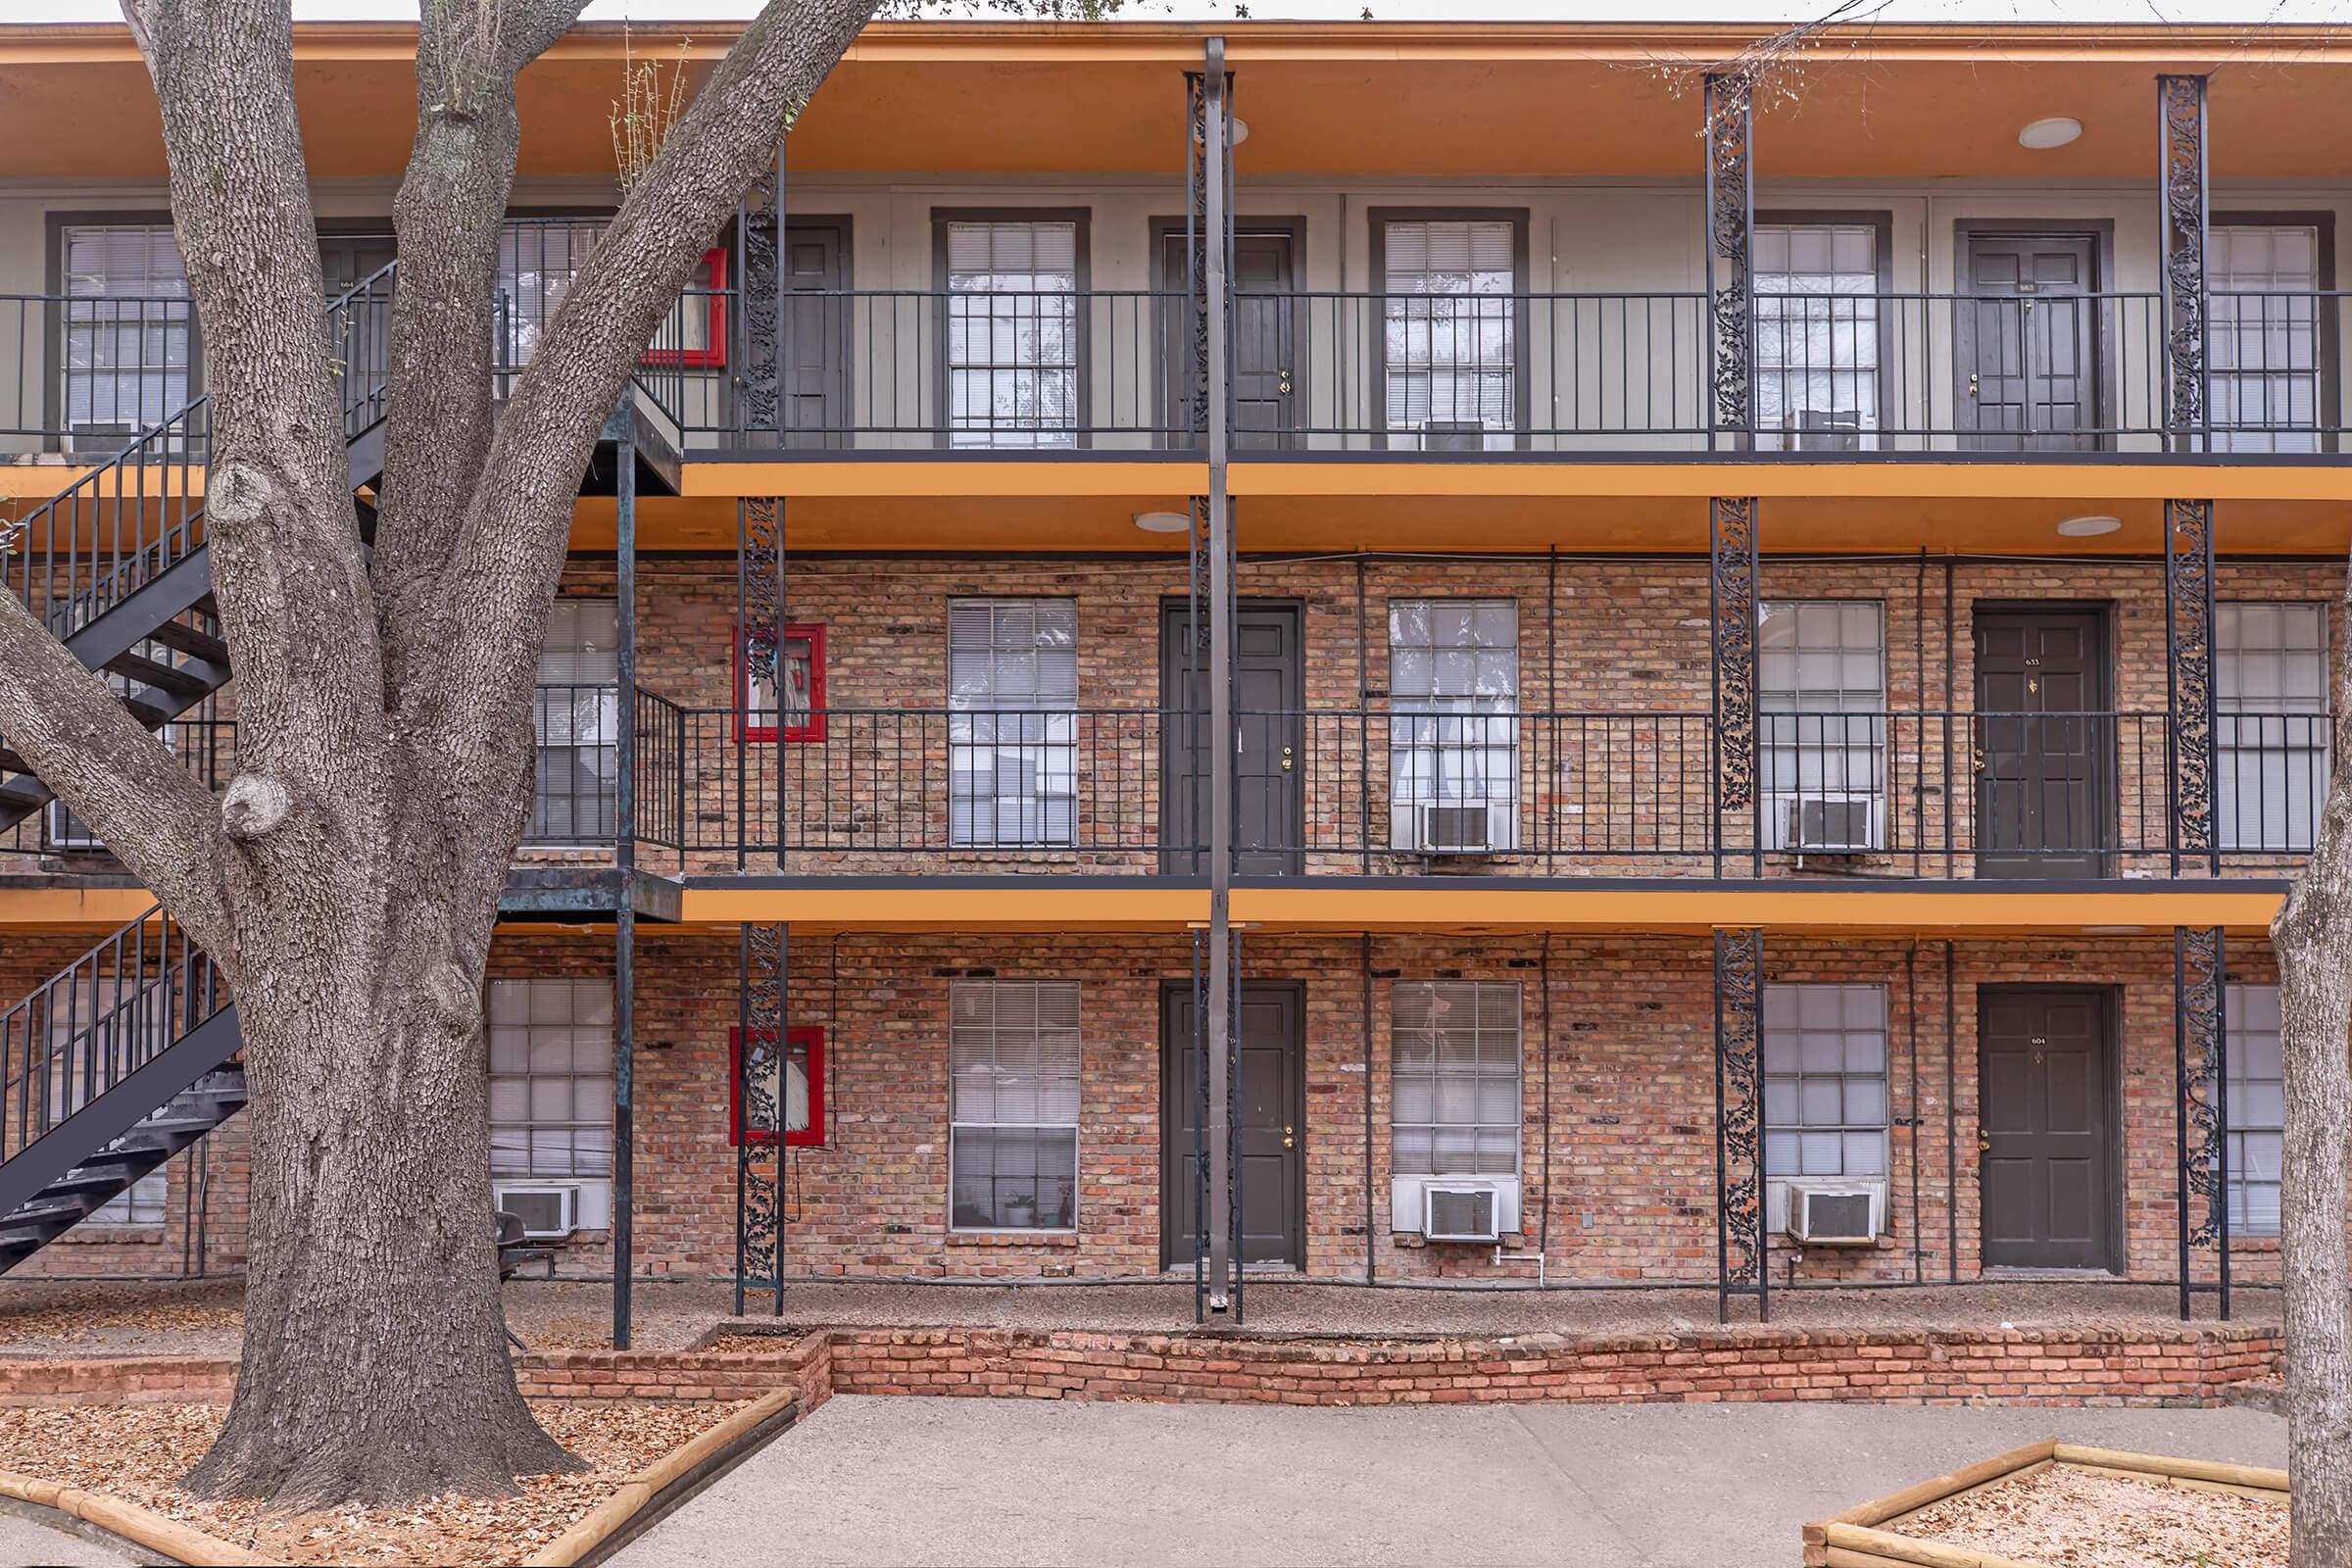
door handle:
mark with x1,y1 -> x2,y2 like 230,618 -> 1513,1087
1281,745 -> 1294,771
1967,372 -> 1981,399
1978,1129 -> 1992,1155
1972,744 -> 1985,774
1278,370 -> 1293,394
1284,1124 -> 1296,1149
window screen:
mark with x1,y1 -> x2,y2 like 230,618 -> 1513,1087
488,979 -> 614,1181
1392,981 -> 1521,1177
2224,982 -> 2284,1238
1388,601 -> 1519,845
61,223 -> 193,439
2218,602 -> 2329,853
1755,222 -> 1879,449
2209,225 -> 2322,455
1763,983 -> 1889,1179
1382,220 -> 1516,449
531,598 -> 619,844
949,599 -> 1077,847
945,220 -> 1080,449
949,980 -> 1081,1230
1759,602 -> 1886,843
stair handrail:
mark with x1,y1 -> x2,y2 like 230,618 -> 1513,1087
0,259 -> 400,643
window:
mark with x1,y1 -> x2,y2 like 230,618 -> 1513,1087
1756,220 -> 1881,450
1388,600 -> 1519,853
487,979 -> 614,1183
1380,217 -> 1518,450
2209,224 -> 2322,455
2224,982 -> 2284,1238
60,223 -> 193,441
1759,602 -> 1887,852
943,219 -> 1081,449
498,218 -> 606,372
1392,981 -> 1521,1177
949,980 -> 1080,1231
734,623 -> 826,743
2218,603 -> 2329,853
729,1026 -> 825,1148
530,598 -> 618,845
1763,983 -> 1889,1179
948,599 -> 1077,847
45,1003 -> 168,1225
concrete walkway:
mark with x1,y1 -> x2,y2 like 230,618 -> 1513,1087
614,1396 -> 2287,1568
0,1503 -> 138,1567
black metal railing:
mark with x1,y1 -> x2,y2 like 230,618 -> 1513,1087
0,906 -> 225,1170
0,293 -> 199,449
0,715 -> 239,859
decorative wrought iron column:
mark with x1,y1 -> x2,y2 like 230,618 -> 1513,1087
1710,497 -> 1760,875
734,145 -> 783,447
612,408 -> 638,1350
2174,925 -> 2230,1320
734,921 -> 788,1317
1183,67 -> 1226,446
1703,73 -> 1755,452
2159,74 -> 2211,452
2165,498 -> 2218,875
1714,927 -> 1768,1324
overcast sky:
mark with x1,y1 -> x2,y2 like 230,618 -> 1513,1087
4,0 -> 2343,24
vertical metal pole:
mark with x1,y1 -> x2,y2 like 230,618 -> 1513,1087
1703,74 -> 1755,454
733,922 -> 750,1317
612,413 -> 637,1351
1202,35 -> 1236,1315
773,921 -> 788,1318
1710,498 -> 1759,877
2176,925 -> 2230,1319
2158,74 -> 2211,453
1713,926 -> 1767,1324
2165,499 -> 2219,876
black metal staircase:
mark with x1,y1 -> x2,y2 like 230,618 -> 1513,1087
0,261 -> 396,840
0,906 -> 239,1269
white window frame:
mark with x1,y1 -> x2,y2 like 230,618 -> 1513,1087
1387,599 -> 1520,853
529,598 -> 619,847
2223,982 -> 2284,1239
1390,980 -> 1523,1180
487,978 -> 615,1188
59,222 -> 194,445
942,218 -> 1083,450
1754,219 -> 1883,451
948,598 -> 1078,849
948,979 -> 1081,1233
1379,217 -> 1519,452
2217,601 -> 2330,854
1763,983 -> 1890,1181
1759,601 -> 1888,853
2208,222 -> 2324,456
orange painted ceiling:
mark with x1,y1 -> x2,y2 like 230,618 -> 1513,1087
2,21 -> 2352,181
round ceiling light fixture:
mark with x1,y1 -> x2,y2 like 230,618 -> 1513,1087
2056,514 -> 2123,538
1133,511 -> 1192,534
2019,117 -> 2083,151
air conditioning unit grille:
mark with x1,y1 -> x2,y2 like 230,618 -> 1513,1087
1421,806 -> 1491,852
498,1187 -> 577,1239
1786,795 -> 1878,854
1788,1185 -> 1880,1245
1424,1185 -> 1498,1242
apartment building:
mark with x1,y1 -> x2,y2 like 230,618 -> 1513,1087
0,19 -> 2341,1337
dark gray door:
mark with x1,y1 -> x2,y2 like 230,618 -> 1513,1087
1160,601 -> 1303,875
1159,228 -> 1298,449
780,220 -> 850,447
1958,233 -> 2101,452
1980,987 -> 2117,1270
1162,980 -> 1305,1267
1974,608 -> 2109,879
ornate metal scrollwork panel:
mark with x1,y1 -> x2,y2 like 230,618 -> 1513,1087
2166,499 -> 2216,863
2159,75 -> 2209,442
2178,927 -> 2228,1250
1715,928 -> 1766,1298
1711,497 -> 1759,813
1704,74 -> 1755,438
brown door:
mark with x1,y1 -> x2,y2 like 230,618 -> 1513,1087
1162,981 -> 1305,1267
1980,987 -> 2118,1270
780,220 -> 850,447
1160,601 -> 1303,876
1958,233 -> 2101,452
1159,228 -> 1298,449
1973,608 -> 2110,879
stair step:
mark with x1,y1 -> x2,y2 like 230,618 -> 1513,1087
144,617 -> 229,665
121,690 -> 184,731
0,775 -> 50,808
102,649 -> 215,699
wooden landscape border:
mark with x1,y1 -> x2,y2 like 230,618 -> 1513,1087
1801,1441 -> 2290,1568
0,1387 -> 808,1568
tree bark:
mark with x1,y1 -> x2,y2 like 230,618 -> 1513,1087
2272,544 -> 2352,1567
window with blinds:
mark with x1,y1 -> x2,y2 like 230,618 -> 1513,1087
2209,224 -> 2322,455
1758,602 -> 1887,852
498,219 -> 607,372
944,220 -> 1080,449
1391,981 -> 1521,1178
531,598 -> 619,844
1387,600 -> 1520,853
1762,983 -> 1889,1180
2218,602 -> 2329,853
1381,219 -> 1517,450
1755,221 -> 1880,450
2224,982 -> 2284,1237
488,978 -> 614,1182
60,223 -> 194,439
948,599 -> 1078,847
949,980 -> 1081,1231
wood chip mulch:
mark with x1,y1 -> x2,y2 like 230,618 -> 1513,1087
0,1398 -> 750,1566
1900,1462 -> 2286,1568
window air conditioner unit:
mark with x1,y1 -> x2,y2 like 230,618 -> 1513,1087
494,1184 -> 580,1240
1422,1183 -> 1502,1243
1394,801 -> 1518,857
1785,1181 -> 1883,1246
1771,793 -> 1881,855
1784,409 -> 1867,453
1419,418 -> 1492,454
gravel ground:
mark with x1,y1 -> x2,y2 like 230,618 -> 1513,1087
1901,1462 -> 2285,1567
0,1276 -> 2281,1357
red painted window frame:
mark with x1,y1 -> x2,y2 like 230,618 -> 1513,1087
640,247 -> 729,368
734,622 -> 826,743
729,1025 -> 825,1148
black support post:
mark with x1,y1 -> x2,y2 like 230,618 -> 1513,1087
612,410 -> 637,1351
1703,73 -> 1754,452
2164,499 -> 2219,876
1710,498 -> 1760,876
734,922 -> 788,1315
2175,926 -> 2230,1320
1714,926 -> 1767,1324
2159,74 -> 2211,453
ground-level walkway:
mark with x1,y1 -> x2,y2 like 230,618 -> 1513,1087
612,1396 -> 2286,1568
